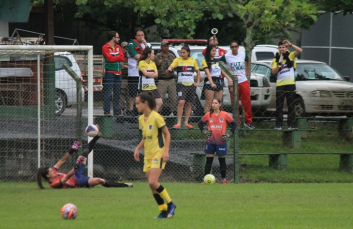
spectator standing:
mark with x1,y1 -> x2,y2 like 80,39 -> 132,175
154,41 -> 177,116
138,47 -> 163,112
126,28 -> 151,116
202,36 -> 227,87
202,45 -> 232,114
167,45 -> 200,129
102,31 -> 124,116
272,40 -> 302,130
219,40 -> 255,129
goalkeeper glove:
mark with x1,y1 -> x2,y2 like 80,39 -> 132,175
203,130 -> 212,138
74,157 -> 84,170
222,132 -> 233,141
68,141 -> 80,155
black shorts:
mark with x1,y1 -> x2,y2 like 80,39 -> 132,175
138,89 -> 161,99
176,84 -> 196,103
128,77 -> 139,97
204,82 -> 223,92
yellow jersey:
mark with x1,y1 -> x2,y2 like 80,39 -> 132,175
170,57 -> 199,86
139,111 -> 166,159
138,60 -> 158,90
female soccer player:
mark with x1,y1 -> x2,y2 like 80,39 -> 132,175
167,45 -> 200,129
37,128 -> 132,189
202,45 -> 232,114
134,91 -> 176,219
198,97 -> 236,184
138,47 -> 163,112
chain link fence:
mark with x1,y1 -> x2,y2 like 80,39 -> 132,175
1,45 -> 353,185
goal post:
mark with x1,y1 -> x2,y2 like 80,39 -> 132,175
0,45 -> 95,179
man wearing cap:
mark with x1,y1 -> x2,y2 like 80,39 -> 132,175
102,31 -> 124,116
154,41 -> 177,115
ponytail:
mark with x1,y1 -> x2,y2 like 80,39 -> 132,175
36,167 -> 49,189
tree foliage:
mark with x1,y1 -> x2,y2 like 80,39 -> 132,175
135,0 -> 318,62
317,0 -> 353,15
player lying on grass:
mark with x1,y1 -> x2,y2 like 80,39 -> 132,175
37,128 -> 133,189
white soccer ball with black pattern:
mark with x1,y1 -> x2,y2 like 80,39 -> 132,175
203,174 -> 216,184
85,124 -> 99,137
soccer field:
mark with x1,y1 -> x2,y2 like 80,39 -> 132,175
1,182 -> 353,229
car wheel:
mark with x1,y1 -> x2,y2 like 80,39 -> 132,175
294,98 -> 307,117
55,91 -> 67,116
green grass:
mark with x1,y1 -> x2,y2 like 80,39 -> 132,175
2,182 -> 353,228
181,121 -> 353,182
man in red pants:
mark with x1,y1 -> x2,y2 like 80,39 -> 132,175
220,40 -> 254,129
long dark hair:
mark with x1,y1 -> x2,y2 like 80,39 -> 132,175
209,97 -> 223,115
181,45 -> 190,57
205,45 -> 216,67
137,91 -> 156,110
37,167 -> 49,189
140,46 -> 152,62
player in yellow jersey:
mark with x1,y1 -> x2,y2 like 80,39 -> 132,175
167,45 -> 200,129
134,91 -> 176,219
138,47 -> 163,112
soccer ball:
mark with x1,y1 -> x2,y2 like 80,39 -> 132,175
85,124 -> 99,137
61,203 -> 78,220
203,174 -> 216,184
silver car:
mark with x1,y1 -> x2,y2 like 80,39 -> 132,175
251,60 -> 353,116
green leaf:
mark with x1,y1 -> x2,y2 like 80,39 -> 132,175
217,14 -> 224,20
155,18 -> 161,24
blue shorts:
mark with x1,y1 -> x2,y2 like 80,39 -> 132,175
73,163 -> 90,187
204,142 -> 227,156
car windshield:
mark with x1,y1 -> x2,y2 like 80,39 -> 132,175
295,63 -> 344,81
177,48 -> 204,70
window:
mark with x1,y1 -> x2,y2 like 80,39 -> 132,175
54,56 -> 72,71
253,65 -> 270,78
295,63 -> 343,81
255,52 -> 275,61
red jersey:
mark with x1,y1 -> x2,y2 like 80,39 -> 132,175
49,167 -> 77,189
201,111 -> 234,145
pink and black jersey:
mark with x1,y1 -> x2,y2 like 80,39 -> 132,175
201,111 -> 234,145
49,167 -> 78,189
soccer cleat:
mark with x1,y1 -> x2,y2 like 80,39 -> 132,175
124,183 -> 133,187
221,180 -> 228,184
154,211 -> 169,219
244,122 -> 255,129
288,126 -> 298,130
274,126 -> 282,130
167,202 -> 176,218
